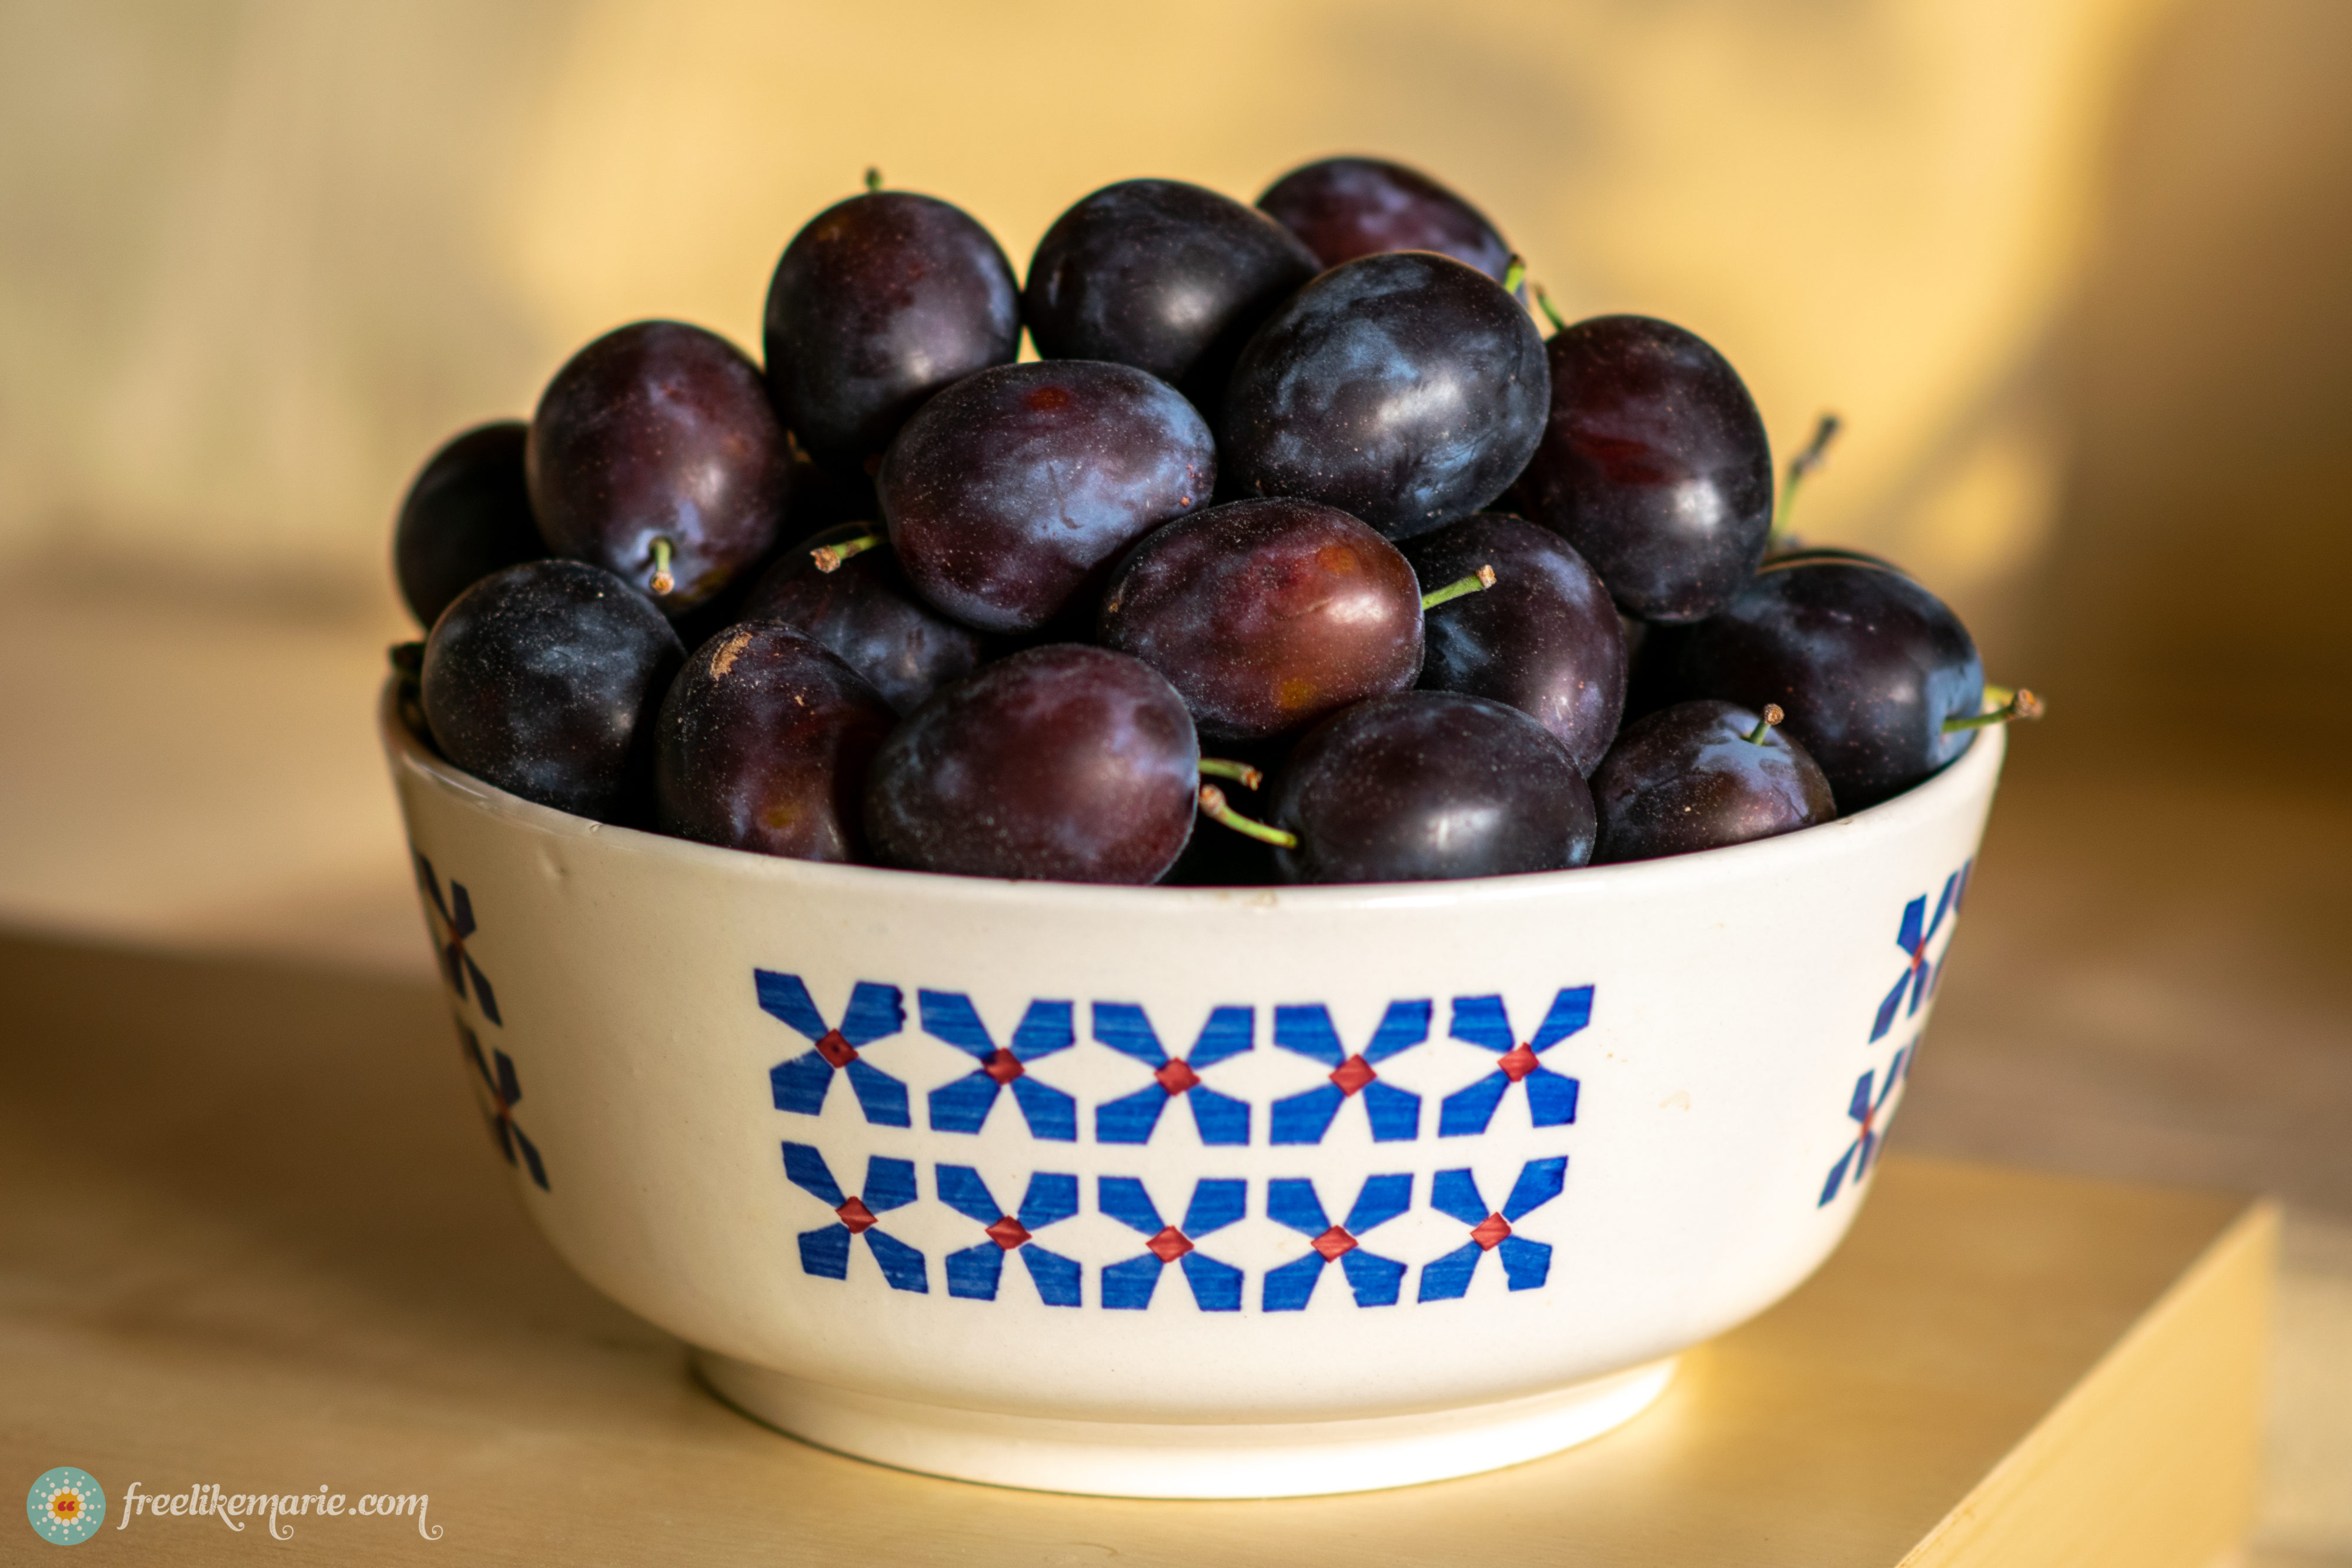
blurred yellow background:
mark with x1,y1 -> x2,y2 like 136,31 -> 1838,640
2,2 -> 2350,1558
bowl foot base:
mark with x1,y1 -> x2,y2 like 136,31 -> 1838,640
693,1352 -> 1676,1498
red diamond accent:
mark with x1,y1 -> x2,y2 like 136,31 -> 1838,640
1471,1212 -> 1512,1250
1329,1054 -> 1377,1095
814,1028 -> 858,1068
1154,1058 -> 1202,1095
1146,1225 -> 1194,1263
983,1048 -> 1025,1085
1497,1042 -> 1539,1082
836,1196 -> 878,1233
985,1215 -> 1032,1251
1312,1225 -> 1358,1261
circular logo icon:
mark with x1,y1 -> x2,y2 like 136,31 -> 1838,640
26,1469 -> 104,1546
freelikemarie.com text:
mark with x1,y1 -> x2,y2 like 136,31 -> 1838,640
113,1482 -> 442,1540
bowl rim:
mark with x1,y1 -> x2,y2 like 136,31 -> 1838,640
379,679 -> 2004,914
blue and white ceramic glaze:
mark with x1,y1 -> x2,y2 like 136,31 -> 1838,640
382,686 -> 2003,1496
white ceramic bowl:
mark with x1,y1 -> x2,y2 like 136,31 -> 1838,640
381,685 -> 2002,1497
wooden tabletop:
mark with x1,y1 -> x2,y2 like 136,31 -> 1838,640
0,932 -> 2271,1565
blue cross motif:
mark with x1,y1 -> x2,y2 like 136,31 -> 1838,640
1818,1044 -> 1911,1206
921,991 -> 1078,1140
781,1143 -> 927,1292
936,1166 -> 1083,1306
461,1022 -> 546,1189
1418,1157 -> 1566,1301
1262,1174 -> 1414,1310
1437,988 -> 1591,1136
757,971 -> 911,1126
1269,1001 -> 1431,1144
1098,1176 -> 1247,1311
1091,1002 -> 1253,1146
1872,862 -> 1972,1042
417,855 -> 499,1025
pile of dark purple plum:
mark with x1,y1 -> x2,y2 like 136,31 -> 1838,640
392,158 -> 2037,887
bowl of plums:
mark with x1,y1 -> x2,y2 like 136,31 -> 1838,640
383,157 -> 2036,1498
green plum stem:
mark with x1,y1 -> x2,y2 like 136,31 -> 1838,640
1742,703 -> 1785,745
1421,564 -> 1498,610
1534,283 -> 1570,335
1197,758 -> 1264,791
648,536 -> 676,597
1769,413 -> 1843,545
1197,784 -> 1298,848
1943,688 -> 2044,733
811,532 -> 884,573
1502,255 -> 1526,296
864,166 -> 883,192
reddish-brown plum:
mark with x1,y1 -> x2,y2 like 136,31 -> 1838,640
1023,179 -> 1319,413
528,320 -> 789,616
1511,314 -> 1772,623
864,645 -> 1199,883
1648,559 -> 1985,810
420,560 -> 683,824
654,623 -> 897,862
1401,512 -> 1625,774
1590,700 -> 1835,863
1265,693 -> 1595,884
737,524 -> 991,714
1255,157 -> 1515,285
393,420 -> 543,628
1221,253 -> 1547,539
878,360 -> 1214,634
763,186 -> 1020,478
1098,497 -> 1422,743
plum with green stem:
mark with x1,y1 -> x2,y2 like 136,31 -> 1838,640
1590,700 -> 1835,862
738,523 -> 991,714
1402,511 -> 1626,774
528,320 -> 789,617
1646,557 -> 2040,809
1097,497 -> 1425,742
1197,691 -> 1596,884
763,169 -> 1021,479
